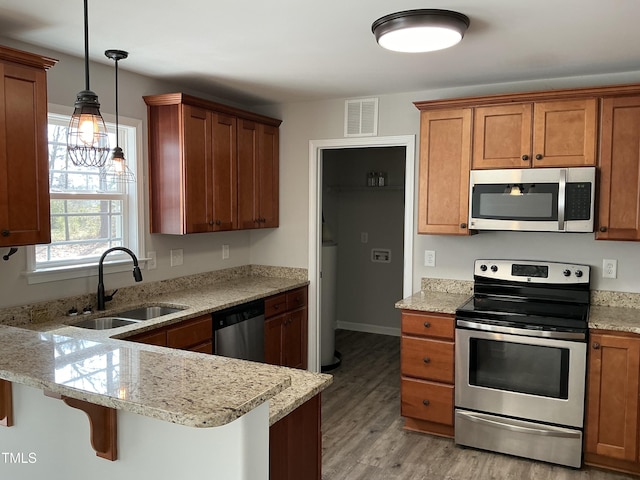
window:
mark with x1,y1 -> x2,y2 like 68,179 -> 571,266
27,106 -> 144,283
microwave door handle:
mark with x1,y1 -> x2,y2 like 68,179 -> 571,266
558,169 -> 566,231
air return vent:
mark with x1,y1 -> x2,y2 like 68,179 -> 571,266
344,98 -> 378,137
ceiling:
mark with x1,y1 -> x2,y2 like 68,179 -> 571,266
2,0 -> 640,106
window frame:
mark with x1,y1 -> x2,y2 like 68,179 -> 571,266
25,104 -> 146,284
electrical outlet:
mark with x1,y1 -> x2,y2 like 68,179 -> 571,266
603,259 -> 617,279
424,250 -> 436,267
361,232 -> 368,244
170,249 -> 183,267
147,251 -> 157,270
222,244 -> 229,260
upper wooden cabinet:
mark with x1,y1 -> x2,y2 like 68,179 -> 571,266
144,93 -> 281,234
597,95 -> 640,241
417,108 -> 472,235
0,46 -> 56,246
237,119 -> 279,229
472,98 -> 598,169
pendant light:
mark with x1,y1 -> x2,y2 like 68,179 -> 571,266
372,9 -> 470,53
103,49 -> 135,184
67,0 -> 110,167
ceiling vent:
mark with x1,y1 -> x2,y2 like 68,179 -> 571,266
344,98 -> 378,137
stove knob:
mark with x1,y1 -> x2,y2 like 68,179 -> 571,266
563,269 -> 571,277
480,264 -> 488,272
490,265 -> 498,272
575,270 -> 583,278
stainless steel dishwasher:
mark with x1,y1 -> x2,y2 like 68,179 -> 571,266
212,299 -> 265,362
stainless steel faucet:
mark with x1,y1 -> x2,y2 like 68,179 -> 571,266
97,247 -> 143,310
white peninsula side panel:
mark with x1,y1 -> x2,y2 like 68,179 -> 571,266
0,383 -> 269,480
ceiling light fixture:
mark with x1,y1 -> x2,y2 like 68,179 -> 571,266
372,9 -> 470,53
67,0 -> 110,167
103,49 -> 135,184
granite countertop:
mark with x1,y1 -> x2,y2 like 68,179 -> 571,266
0,271 -> 333,428
395,290 -> 470,314
589,305 -> 640,334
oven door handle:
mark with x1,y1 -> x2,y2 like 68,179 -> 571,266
456,319 -> 586,340
456,410 -> 581,439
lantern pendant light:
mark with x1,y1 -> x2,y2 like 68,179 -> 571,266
103,49 -> 135,184
67,0 -> 110,167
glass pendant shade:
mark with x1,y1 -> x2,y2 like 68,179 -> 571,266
372,9 -> 470,53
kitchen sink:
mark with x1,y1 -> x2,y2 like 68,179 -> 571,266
115,305 -> 186,321
72,317 -> 140,330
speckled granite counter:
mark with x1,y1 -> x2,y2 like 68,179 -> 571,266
395,278 -> 472,314
0,267 -> 333,428
589,305 -> 640,334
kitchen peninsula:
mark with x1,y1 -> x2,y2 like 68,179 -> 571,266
0,266 -> 332,480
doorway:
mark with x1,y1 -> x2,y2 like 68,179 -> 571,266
308,135 -> 415,372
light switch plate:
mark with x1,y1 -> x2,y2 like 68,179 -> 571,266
170,249 -> 183,267
424,250 -> 436,267
147,251 -> 157,270
222,244 -> 229,260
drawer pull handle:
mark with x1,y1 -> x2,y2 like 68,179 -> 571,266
592,342 -> 600,350
422,399 -> 430,406
423,322 -> 431,328
423,357 -> 431,364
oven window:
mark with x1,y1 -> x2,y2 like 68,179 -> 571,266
469,338 -> 569,399
472,183 -> 558,221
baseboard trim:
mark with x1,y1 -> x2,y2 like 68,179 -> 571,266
336,321 -> 400,337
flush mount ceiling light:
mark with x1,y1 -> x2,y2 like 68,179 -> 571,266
372,9 -> 470,53
67,0 -> 110,167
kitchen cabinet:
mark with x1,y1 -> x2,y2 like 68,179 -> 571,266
144,93 -> 281,234
417,108 -> 472,235
400,310 -> 455,437
264,287 -> 308,370
0,46 -> 56,246
597,95 -> 640,241
237,119 -> 279,229
584,330 -> 640,475
472,99 -> 597,169
270,394 -> 321,480
125,314 -> 213,354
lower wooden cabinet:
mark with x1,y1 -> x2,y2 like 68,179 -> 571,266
400,310 -> 455,437
585,330 -> 640,475
264,287 -> 308,369
125,314 -> 213,353
270,394 -> 321,480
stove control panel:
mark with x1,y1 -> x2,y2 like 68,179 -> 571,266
475,259 -> 590,284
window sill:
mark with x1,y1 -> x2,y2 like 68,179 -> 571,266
24,258 -> 150,285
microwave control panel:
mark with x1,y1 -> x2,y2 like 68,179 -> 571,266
565,182 -> 592,220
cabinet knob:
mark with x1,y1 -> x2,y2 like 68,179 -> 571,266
521,155 -> 529,161
599,226 -> 607,232
460,223 -> 467,229
422,399 -> 430,406
1,229 -> 8,237
254,219 -> 260,224
592,342 -> 600,350
216,220 -> 221,226
261,217 -> 266,223
423,322 -> 431,328
423,357 -> 431,364
535,154 -> 543,160
209,220 -> 214,226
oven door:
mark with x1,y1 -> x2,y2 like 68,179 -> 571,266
455,324 -> 587,428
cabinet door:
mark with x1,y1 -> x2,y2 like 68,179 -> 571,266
283,308 -> 305,369
532,99 -> 597,167
210,112 -> 237,231
257,123 -> 279,228
237,119 -> 259,229
597,96 -> 640,240
0,60 -> 50,246
473,103 -> 532,169
265,315 -> 284,365
183,105 -> 213,233
417,108 -> 472,235
585,333 -> 640,462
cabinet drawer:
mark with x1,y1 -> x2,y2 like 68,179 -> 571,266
286,287 -> 307,310
166,315 -> 213,349
401,377 -> 454,426
402,311 -> 454,340
190,340 -> 214,354
401,337 -> 454,383
127,329 -> 167,346
265,294 -> 287,318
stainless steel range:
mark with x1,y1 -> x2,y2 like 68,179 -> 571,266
454,259 -> 590,468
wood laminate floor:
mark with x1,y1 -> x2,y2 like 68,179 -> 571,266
321,330 -> 634,480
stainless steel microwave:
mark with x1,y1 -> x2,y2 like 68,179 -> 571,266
469,167 -> 596,232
